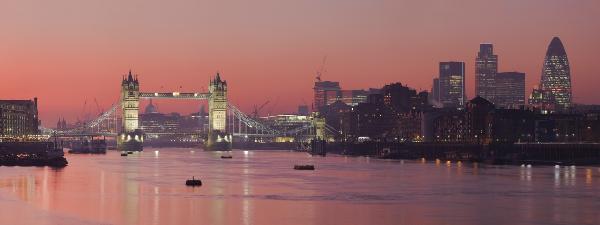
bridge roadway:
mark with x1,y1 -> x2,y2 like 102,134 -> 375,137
139,92 -> 210,99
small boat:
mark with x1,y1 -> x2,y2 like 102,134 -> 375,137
120,153 -> 128,156
294,165 -> 315,170
127,151 -> 133,154
68,139 -> 107,154
221,155 -> 233,159
186,177 -> 202,186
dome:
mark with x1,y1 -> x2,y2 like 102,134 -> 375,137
145,100 -> 158,114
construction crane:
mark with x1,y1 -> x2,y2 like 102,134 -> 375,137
252,101 -> 270,119
316,56 -> 327,82
80,99 -> 89,123
267,96 -> 280,117
94,98 -> 104,116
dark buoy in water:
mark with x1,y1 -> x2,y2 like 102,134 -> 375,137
186,176 -> 202,186
294,165 -> 315,170
221,155 -> 233,159
120,153 -> 127,156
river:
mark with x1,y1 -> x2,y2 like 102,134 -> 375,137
0,148 -> 598,225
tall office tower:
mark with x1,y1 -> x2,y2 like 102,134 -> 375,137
475,43 -> 498,102
540,37 -> 572,110
313,81 -> 341,111
430,78 -> 440,106
494,72 -> 525,108
439,62 -> 466,108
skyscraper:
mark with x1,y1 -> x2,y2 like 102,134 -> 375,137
475,43 -> 498,102
439,62 -> 466,108
430,78 -> 440,106
494,72 -> 525,108
313,81 -> 341,111
540,37 -> 572,110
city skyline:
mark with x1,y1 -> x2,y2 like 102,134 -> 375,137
1,0 -> 599,126
0,2 -> 599,224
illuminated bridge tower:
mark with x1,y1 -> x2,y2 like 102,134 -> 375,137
207,73 -> 232,151
117,70 -> 144,151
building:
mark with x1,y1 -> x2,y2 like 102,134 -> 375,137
430,78 -> 441,107
426,97 -> 536,144
337,82 -> 432,142
313,80 -> 376,112
475,43 -> 498,102
341,98 -> 395,141
262,114 -> 311,139
339,90 -> 368,106
422,96 -> 600,144
528,86 -> 555,112
540,37 -> 572,111
0,98 -> 40,137
313,81 -> 341,111
439,62 -> 466,109
380,83 -> 429,113
494,72 -> 525,108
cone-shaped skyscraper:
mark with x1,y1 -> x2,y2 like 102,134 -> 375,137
540,37 -> 572,110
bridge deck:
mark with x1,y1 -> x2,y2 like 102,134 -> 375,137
139,92 -> 210,99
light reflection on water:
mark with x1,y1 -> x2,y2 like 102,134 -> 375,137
0,148 -> 598,225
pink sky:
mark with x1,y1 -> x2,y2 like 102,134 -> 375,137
0,0 -> 599,126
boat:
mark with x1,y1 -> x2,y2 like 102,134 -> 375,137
68,138 -> 107,154
294,165 -> 315,170
221,155 -> 233,159
185,177 -> 202,186
120,153 -> 128,156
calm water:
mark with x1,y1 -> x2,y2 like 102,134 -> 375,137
0,148 -> 599,225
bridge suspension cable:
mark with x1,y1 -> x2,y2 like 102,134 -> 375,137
227,103 -> 280,136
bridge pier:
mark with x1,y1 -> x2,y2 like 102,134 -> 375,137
206,73 -> 232,151
118,71 -> 144,151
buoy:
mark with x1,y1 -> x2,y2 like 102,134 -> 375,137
294,165 -> 315,170
186,176 -> 202,186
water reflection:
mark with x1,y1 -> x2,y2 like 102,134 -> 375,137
0,149 -> 597,225
520,165 -> 532,183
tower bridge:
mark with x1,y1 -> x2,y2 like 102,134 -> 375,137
119,71 -> 229,151
43,70 -> 341,151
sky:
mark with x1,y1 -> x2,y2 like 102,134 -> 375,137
1,0 -> 599,127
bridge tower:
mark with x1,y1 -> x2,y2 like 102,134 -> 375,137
117,70 -> 144,151
206,73 -> 232,151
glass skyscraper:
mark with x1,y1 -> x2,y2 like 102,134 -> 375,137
540,37 -> 572,110
439,62 -> 466,109
494,72 -> 525,108
475,43 -> 498,102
